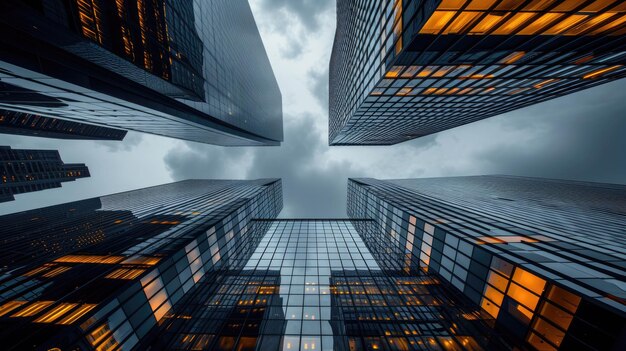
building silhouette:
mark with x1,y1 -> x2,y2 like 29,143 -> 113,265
330,0 -> 626,145
0,0 -> 282,146
0,146 -> 89,203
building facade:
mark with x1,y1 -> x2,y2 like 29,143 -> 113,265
0,145 -> 90,203
330,0 -> 626,145
143,219 -> 515,351
348,176 -> 626,350
0,109 -> 127,140
0,0 -> 282,146
0,179 -> 283,350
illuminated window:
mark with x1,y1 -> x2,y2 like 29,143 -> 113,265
57,304 -> 97,325
54,255 -> 124,264
486,270 -> 508,291
439,0 -> 467,10
534,79 -> 559,89
34,303 -> 78,323
385,66 -> 404,78
466,0 -> 497,11
443,12 -> 481,34
566,13 -> 615,35
421,11 -> 457,34
512,268 -> 546,295
492,12 -> 535,35
477,235 -> 539,244
582,65 -> 622,79
469,14 -> 508,35
0,301 -> 27,317
12,301 -> 54,317
507,283 -> 540,310
532,318 -> 566,347
539,302 -> 575,330
546,285 -> 581,313
544,14 -> 588,35
480,297 -> 500,318
591,15 -> 626,35
105,268 -> 145,280
528,332 -> 557,351
500,51 -> 525,64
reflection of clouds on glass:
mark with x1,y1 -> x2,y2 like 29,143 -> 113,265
244,220 -> 381,349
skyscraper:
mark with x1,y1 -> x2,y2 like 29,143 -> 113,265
0,146 -> 90,203
348,175 -> 626,349
0,109 -> 127,141
0,0 -> 282,146
0,179 -> 282,350
329,0 -> 626,145
143,220 -> 514,350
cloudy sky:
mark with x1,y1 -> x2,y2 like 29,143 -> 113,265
1,0 -> 625,217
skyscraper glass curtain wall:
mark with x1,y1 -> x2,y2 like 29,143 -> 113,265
348,176 -> 626,350
329,0 -> 626,145
0,0 -> 282,145
0,179 -> 283,350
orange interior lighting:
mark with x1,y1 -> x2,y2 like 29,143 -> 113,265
54,255 -> 125,264
57,304 -> 97,325
12,301 -> 54,317
500,51 -> 526,64
582,65 -> 622,79
34,303 -> 78,323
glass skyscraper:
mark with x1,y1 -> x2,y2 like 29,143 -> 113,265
0,146 -> 90,203
329,0 -> 626,145
348,176 -> 626,350
142,219 -> 512,351
1,176 -> 624,350
0,0 -> 282,146
0,179 -> 282,350
0,109 -> 127,141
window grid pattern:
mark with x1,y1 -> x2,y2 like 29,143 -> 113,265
148,220 -> 513,351
0,0 -> 282,146
0,109 -> 127,141
330,0 -> 626,145
347,176 -> 626,350
0,179 -> 282,351
0,145 -> 89,203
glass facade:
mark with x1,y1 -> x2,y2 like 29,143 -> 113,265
329,0 -> 626,145
0,109 -> 127,140
0,145 -> 89,203
348,176 -> 626,350
141,220 -> 513,350
0,0 -> 282,146
0,179 -> 282,350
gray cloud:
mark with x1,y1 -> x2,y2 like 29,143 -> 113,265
257,0 -> 334,32
280,38 -> 305,59
308,66 -> 329,109
164,114 -> 363,217
475,81 -> 626,184
95,132 -> 143,152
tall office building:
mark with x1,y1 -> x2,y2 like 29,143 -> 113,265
0,0 -> 282,146
348,176 -> 626,350
143,220 -> 514,350
0,109 -> 127,140
0,179 -> 282,350
330,0 -> 626,145
0,145 -> 89,203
